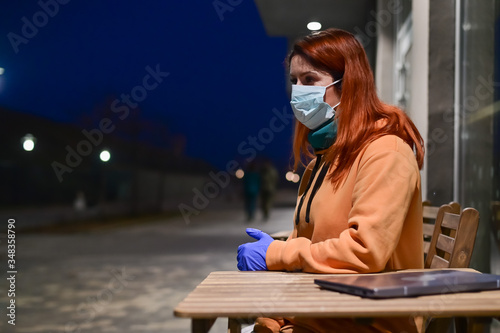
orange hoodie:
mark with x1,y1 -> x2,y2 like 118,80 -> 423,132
258,135 -> 424,333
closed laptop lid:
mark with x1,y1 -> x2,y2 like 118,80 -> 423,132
314,269 -> 500,298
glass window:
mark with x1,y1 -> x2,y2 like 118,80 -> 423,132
458,0 -> 500,272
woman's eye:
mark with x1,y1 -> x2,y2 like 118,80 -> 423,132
305,76 -> 315,84
290,78 -> 297,84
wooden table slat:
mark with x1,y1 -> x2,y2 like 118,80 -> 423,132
174,270 -> 500,322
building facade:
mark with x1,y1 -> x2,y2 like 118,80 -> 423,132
256,0 -> 500,272
377,0 -> 499,272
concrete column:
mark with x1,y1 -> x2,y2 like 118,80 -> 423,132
375,0 -> 395,104
411,0 -> 429,199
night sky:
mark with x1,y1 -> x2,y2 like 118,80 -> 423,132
0,1 -> 293,171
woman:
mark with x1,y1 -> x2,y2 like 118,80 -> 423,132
237,28 -> 425,333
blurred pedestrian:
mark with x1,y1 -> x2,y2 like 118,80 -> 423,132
73,190 -> 87,220
74,190 -> 86,211
243,161 -> 260,222
259,160 -> 278,221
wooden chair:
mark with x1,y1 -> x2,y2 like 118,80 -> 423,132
424,204 -> 479,269
422,201 -> 461,261
423,203 -> 481,333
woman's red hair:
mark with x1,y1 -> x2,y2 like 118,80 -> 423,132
289,28 -> 424,188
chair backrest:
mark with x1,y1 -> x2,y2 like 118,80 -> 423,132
422,201 -> 461,257
424,204 -> 480,269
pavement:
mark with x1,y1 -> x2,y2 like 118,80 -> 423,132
0,202 -> 295,333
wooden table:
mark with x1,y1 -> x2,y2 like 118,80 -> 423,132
174,270 -> 500,333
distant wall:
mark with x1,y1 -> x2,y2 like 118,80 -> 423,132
0,170 -> 238,229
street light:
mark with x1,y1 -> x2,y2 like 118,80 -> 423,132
286,171 -> 301,183
307,21 -> 322,31
0,68 -> 4,93
99,150 -> 111,162
21,134 -> 36,151
235,168 -> 244,179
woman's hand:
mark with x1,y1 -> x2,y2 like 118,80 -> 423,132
237,228 -> 274,271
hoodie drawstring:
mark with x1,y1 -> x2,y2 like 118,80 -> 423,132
305,162 -> 330,223
295,155 -> 322,225
295,155 -> 329,225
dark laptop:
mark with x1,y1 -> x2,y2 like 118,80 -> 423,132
314,269 -> 500,299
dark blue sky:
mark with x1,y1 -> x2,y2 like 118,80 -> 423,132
0,1 -> 293,171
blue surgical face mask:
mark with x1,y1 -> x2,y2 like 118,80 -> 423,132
290,78 -> 342,130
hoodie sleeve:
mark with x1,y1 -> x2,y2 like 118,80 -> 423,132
265,137 -> 419,273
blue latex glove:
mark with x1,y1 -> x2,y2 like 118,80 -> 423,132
237,228 -> 274,271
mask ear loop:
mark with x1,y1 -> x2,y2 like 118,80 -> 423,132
324,79 -> 342,89
332,78 -> 343,86
328,78 -> 342,111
